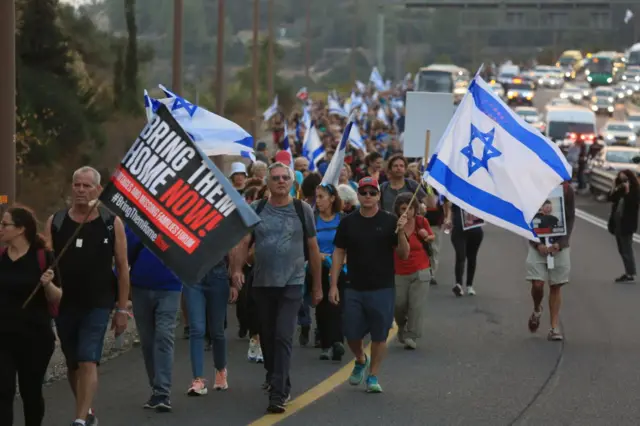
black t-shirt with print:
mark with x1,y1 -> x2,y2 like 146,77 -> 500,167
333,209 -> 398,291
0,246 -> 57,336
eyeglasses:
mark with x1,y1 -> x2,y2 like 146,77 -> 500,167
0,222 -> 15,228
358,190 -> 379,197
270,175 -> 291,182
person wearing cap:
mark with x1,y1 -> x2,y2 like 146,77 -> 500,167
229,162 -> 248,195
328,177 -> 410,393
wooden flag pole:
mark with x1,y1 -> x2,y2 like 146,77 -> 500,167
396,130 -> 431,234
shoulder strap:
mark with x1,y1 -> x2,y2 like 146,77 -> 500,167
292,199 -> 309,259
255,198 -> 268,215
51,209 -> 67,234
250,199 -> 269,247
98,206 -> 116,242
36,249 -> 47,272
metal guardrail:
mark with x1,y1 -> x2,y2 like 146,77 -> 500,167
588,167 -> 616,195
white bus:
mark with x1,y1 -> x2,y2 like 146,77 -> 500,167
414,64 -> 470,103
545,106 -> 597,148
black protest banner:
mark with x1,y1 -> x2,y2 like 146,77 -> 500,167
99,103 -> 260,285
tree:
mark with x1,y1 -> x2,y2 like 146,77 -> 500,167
19,0 -> 72,78
113,41 -> 125,107
123,0 -> 139,111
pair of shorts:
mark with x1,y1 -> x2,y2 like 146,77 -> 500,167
343,288 -> 395,342
525,245 -> 571,286
55,308 -> 111,370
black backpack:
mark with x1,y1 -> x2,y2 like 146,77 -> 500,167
252,198 -> 310,261
51,206 -> 116,250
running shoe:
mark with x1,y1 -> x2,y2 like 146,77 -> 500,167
547,328 -> 564,341
615,274 -> 636,283
248,338 -> 259,362
187,378 -> 208,396
348,354 -> 369,386
528,308 -> 542,333
466,286 -> 476,296
365,375 -> 383,393
214,369 -> 228,391
453,283 -> 464,297
331,342 -> 345,361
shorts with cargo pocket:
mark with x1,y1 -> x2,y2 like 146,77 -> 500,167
525,245 -> 571,286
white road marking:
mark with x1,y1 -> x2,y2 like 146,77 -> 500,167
575,207 -> 640,244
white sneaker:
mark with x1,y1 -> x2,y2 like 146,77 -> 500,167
404,338 -> 417,350
247,339 -> 259,363
256,345 -> 264,363
453,283 -> 464,297
466,286 -> 476,296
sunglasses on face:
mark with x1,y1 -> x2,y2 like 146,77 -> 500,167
358,189 -> 379,197
270,175 -> 291,182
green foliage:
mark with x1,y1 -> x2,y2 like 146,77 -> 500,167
15,0 -> 132,173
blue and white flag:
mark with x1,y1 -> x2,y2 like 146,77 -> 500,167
328,98 -> 348,117
424,74 -> 571,241
281,120 -> 293,164
302,122 -> 325,172
263,96 -> 279,121
355,80 -> 367,93
349,123 -> 366,153
370,67 -> 386,92
145,87 -> 255,161
322,121 -> 354,187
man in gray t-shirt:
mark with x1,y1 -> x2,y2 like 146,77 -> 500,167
250,199 -> 317,288
231,162 -> 322,414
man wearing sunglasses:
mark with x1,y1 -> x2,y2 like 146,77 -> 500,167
230,162 -> 322,414
328,177 -> 410,393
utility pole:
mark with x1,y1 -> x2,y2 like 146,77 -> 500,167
350,0 -> 357,83
267,0 -> 274,100
215,0 -> 225,114
172,0 -> 183,95
376,5 -> 385,75
0,0 -> 15,206
251,0 -> 259,140
305,0 -> 311,80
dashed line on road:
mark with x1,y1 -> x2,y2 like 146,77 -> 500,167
575,208 -> 640,244
248,324 -> 398,426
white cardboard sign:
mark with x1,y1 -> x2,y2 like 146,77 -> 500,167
403,92 -> 454,159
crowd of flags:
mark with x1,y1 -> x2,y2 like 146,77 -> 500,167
142,62 -> 575,243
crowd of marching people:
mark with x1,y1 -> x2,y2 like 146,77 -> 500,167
5,72 -> 640,426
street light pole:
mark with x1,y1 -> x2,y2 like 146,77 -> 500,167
172,0 -> 183,95
267,0 -> 274,100
305,0 -> 310,80
251,0 -> 260,141
0,0 -> 15,206
215,0 -> 225,115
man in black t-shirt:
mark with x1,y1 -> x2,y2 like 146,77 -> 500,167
329,177 -> 410,394
45,166 -> 130,426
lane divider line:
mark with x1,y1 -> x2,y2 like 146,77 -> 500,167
575,208 -> 640,244
248,324 -> 399,426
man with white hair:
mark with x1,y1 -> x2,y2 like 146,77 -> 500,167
45,166 -> 130,426
231,162 -> 322,414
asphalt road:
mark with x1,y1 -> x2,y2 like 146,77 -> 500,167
15,88 -> 640,426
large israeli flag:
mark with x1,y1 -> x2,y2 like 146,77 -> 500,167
144,87 -> 255,161
424,75 -> 571,241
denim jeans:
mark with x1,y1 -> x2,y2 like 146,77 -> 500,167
131,287 -> 180,397
183,264 -> 230,378
297,292 -> 312,327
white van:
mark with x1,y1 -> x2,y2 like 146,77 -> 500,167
545,106 -> 597,148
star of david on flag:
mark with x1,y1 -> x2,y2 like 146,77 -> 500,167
460,125 -> 501,176
424,71 -> 571,241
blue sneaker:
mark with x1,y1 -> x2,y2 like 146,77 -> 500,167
348,354 -> 369,386
366,375 -> 383,393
